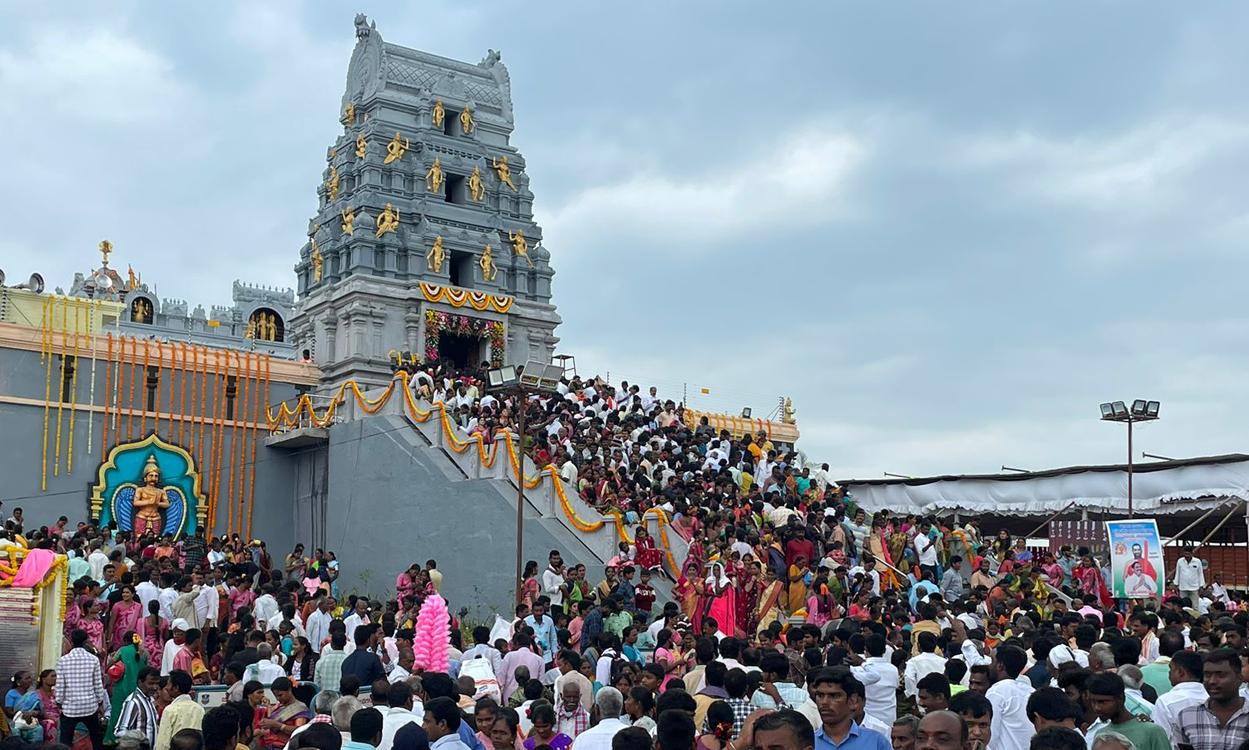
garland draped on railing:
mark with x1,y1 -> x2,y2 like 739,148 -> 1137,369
267,372 -> 681,575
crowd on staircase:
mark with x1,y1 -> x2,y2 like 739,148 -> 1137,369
3,364 -> 1249,750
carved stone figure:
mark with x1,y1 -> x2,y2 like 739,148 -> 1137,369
341,207 -> 355,235
427,236 -> 445,273
426,158 -> 444,192
509,230 -> 533,267
468,166 -> 486,202
376,203 -> 400,237
432,99 -> 445,128
326,165 -> 340,201
132,455 -> 171,536
493,156 -> 517,191
355,134 -> 366,158
460,105 -> 475,135
479,244 -> 497,281
383,132 -> 409,165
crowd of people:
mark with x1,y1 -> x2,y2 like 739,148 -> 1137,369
4,369 -> 1249,750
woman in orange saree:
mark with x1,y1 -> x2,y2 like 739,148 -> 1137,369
754,567 -> 786,636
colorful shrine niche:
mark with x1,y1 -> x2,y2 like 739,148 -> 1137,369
91,433 -> 206,538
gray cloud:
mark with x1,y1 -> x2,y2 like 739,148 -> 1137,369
2,1 -> 1247,480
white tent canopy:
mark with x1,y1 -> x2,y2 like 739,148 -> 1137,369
840,454 -> 1249,517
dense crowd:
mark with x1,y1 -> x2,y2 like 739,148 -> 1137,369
4,369 -> 1249,750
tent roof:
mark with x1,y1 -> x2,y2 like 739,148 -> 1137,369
838,454 -> 1249,517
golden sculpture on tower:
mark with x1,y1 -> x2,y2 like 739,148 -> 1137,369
244,318 -> 256,339
479,244 -> 497,281
131,298 -> 152,324
355,134 -> 366,158
311,241 -> 323,283
781,397 -> 796,425
341,207 -> 355,235
468,166 -> 486,202
460,105 -> 475,134
99,239 -> 113,266
342,102 -> 356,126
432,99 -> 445,128
509,230 -> 533,267
427,236 -> 445,273
493,156 -> 517,191
383,132 -> 410,165
131,455 -> 171,536
325,165 -> 340,201
425,158 -> 444,192
375,203 -> 400,237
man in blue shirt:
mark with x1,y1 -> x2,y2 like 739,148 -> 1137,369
524,601 -> 557,664
809,666 -> 891,750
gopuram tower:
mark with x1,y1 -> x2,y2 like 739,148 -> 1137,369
290,15 -> 561,386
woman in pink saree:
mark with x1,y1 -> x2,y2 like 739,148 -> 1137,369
136,599 -> 167,666
704,563 -> 737,636
106,585 -> 143,651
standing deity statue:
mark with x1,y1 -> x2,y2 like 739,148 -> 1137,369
383,132 -> 410,165
132,455 -> 171,536
468,166 -> 486,202
375,203 -> 401,237
460,105 -> 475,135
355,134 -> 367,158
432,99 -> 446,128
132,298 -> 151,324
244,318 -> 256,339
341,207 -> 355,235
493,156 -> 517,191
342,102 -> 356,126
509,230 -> 533,267
479,244 -> 498,281
427,236 -> 445,273
325,165 -> 340,201
425,158 -> 444,192
311,241 -> 323,283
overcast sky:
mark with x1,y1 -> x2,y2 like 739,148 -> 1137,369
3,3 -> 1248,479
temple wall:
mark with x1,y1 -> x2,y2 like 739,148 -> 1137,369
0,343 -> 303,542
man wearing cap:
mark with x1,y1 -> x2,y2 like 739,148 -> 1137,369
1174,546 -> 1205,609
161,619 -> 189,676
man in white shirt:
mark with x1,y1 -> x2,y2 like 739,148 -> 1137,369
306,596 -> 335,654
1173,546 -> 1205,608
913,521 -> 939,578
87,541 -> 110,583
157,575 -> 178,622
243,644 -> 286,685
253,587 -> 280,625
343,599 -> 372,651
461,626 -> 504,682
377,681 -> 421,750
542,554 -> 566,609
848,558 -> 882,597
904,632 -> 947,699
571,687 -> 627,750
985,645 -> 1034,750
850,634 -> 899,726
135,571 -> 160,612
1150,650 -> 1207,745
161,620 -> 189,676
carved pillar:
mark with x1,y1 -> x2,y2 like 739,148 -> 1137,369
404,308 -> 421,355
322,314 -> 339,365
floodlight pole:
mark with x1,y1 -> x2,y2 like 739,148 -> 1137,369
514,388 -> 527,605
1126,416 -> 1134,518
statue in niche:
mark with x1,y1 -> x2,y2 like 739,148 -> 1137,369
509,230 -> 533,267
326,165 -> 340,201
493,156 -> 517,191
427,236 -> 445,273
342,102 -> 356,126
432,99 -> 445,128
341,207 -> 355,235
376,203 -> 400,237
131,455 -> 171,536
426,158 -> 444,192
479,244 -> 497,281
460,105 -> 475,135
311,241 -> 323,283
131,297 -> 153,324
383,132 -> 409,165
355,134 -> 366,158
468,166 -> 486,202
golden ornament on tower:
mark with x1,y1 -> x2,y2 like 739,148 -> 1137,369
383,132 -> 410,165
427,236 -> 445,273
459,105 -> 475,134
493,156 -> 517,191
468,166 -> 486,202
479,243 -> 497,281
375,203 -> 400,237
425,158 -> 444,192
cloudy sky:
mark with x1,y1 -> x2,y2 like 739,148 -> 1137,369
3,2 -> 1248,479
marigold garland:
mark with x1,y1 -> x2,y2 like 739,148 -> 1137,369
102,332 -> 113,466
53,296 -> 68,477
85,298 -> 101,456
39,297 -> 53,491
66,299 -> 83,474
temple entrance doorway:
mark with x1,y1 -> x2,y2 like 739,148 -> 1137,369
437,333 -> 480,369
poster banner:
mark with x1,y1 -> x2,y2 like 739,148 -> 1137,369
1105,519 -> 1164,599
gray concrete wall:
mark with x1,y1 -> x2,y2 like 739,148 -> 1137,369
0,344 -> 302,539
320,415 -> 612,617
